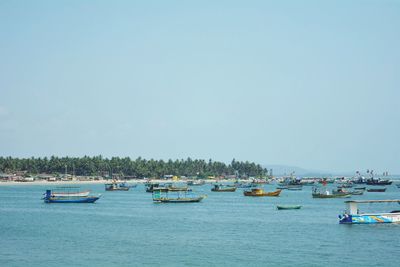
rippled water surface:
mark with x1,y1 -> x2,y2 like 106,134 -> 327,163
1,183 -> 400,267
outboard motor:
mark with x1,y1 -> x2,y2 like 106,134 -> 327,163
339,213 -> 352,224
44,190 -> 52,200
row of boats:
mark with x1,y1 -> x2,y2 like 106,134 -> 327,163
43,179 -> 399,203
42,180 -> 400,225
150,183 -> 400,223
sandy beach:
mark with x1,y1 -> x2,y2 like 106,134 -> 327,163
0,180 -> 111,186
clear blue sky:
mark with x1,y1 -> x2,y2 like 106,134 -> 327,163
0,0 -> 399,173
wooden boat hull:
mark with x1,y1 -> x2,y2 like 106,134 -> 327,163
354,187 -> 366,190
244,189 -> 282,197
44,196 -> 100,203
153,196 -> 205,203
43,190 -> 101,203
211,187 -> 236,192
105,187 -> 129,191
312,193 -> 351,198
366,180 -> 392,185
367,188 -> 386,192
277,205 -> 302,210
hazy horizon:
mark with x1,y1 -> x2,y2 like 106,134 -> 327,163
1,1 -> 399,173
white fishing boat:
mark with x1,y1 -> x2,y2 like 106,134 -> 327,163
339,200 -> 400,224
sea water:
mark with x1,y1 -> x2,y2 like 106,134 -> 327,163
1,183 -> 400,267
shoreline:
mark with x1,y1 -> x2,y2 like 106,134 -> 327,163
0,180 -> 113,186
0,179 -> 229,186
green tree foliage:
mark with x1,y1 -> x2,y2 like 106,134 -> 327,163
0,156 -> 268,178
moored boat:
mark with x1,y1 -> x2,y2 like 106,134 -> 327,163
334,188 -> 364,196
312,192 -> 351,198
277,185 -> 302,190
146,183 -> 169,193
277,205 -> 302,210
153,196 -> 205,203
312,187 -> 351,198
353,179 -> 367,184
152,189 -> 206,203
211,184 -> 236,192
43,189 -> 101,203
187,180 -> 205,186
105,181 -> 130,191
243,188 -> 282,197
286,185 -> 303,191
339,200 -> 400,224
234,182 -> 258,188
366,179 -> 392,185
276,185 -> 288,189
367,188 -> 386,192
251,179 -> 269,184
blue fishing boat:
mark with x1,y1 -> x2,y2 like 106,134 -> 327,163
43,189 -> 101,203
339,200 -> 400,224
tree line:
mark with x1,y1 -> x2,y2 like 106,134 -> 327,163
0,156 -> 268,178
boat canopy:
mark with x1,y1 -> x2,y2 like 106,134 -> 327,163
344,199 -> 400,215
